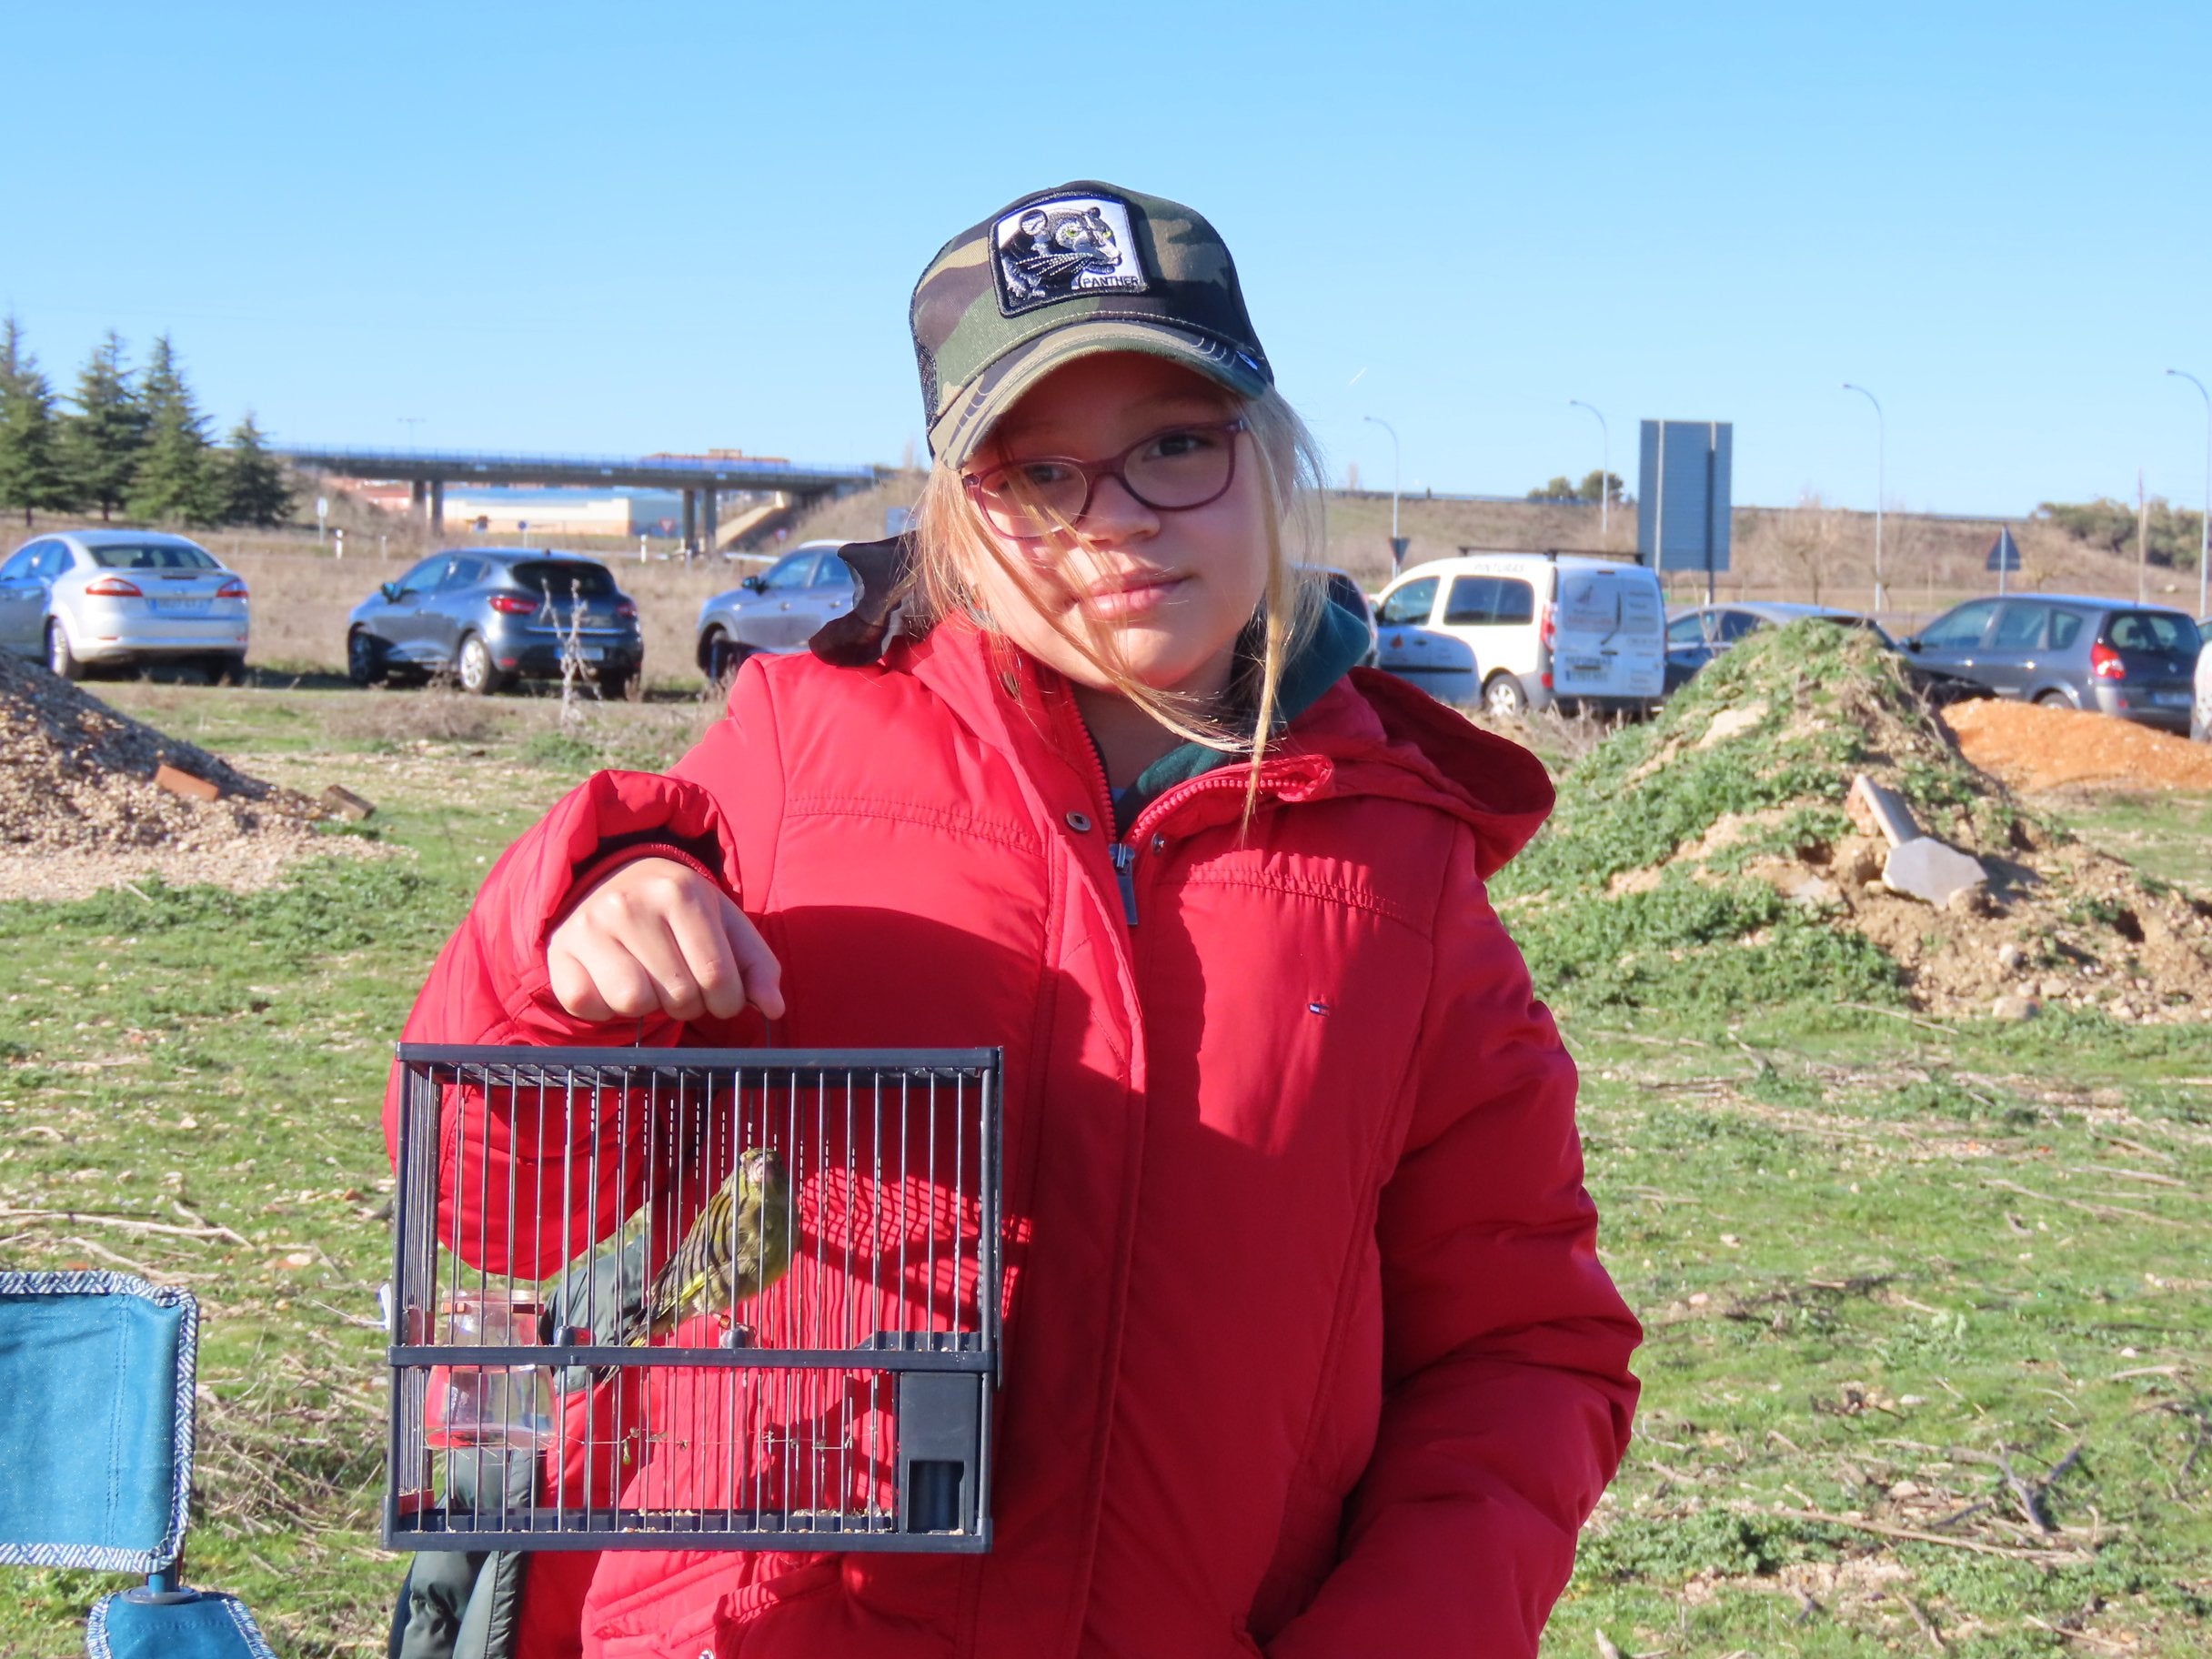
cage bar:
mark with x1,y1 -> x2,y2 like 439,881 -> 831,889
384,1045 -> 1001,1553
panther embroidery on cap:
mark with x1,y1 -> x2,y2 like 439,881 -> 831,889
992,196 -> 1148,316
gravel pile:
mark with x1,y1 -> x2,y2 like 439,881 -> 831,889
0,653 -> 346,901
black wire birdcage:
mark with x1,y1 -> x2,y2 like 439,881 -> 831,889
384,1044 -> 1002,1553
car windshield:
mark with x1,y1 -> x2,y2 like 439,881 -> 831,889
510,560 -> 617,599
90,544 -> 218,570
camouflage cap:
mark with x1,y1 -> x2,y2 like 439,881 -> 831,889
910,181 -> 1272,467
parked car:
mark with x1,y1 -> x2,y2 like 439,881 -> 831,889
1370,551 -> 1664,716
0,529 -> 249,682
347,548 -> 642,697
1664,601 -> 1893,692
1901,594 -> 2202,733
696,540 -> 857,683
2193,628 -> 2209,742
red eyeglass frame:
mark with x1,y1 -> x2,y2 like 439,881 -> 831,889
961,417 -> 1251,528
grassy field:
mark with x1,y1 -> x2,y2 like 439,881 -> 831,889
0,682 -> 2206,1655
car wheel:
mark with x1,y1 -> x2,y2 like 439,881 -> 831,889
456,633 -> 509,697
203,652 -> 247,687
347,629 -> 390,687
600,669 -> 638,701
707,632 -> 753,689
45,620 -> 83,681
1482,672 -> 1528,719
2035,689 -> 2073,709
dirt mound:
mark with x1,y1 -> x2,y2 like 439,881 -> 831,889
1944,696 -> 2212,794
1493,623 -> 2212,1022
0,653 -> 356,901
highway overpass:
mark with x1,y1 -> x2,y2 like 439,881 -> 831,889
278,444 -> 883,548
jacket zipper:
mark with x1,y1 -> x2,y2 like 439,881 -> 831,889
1067,700 -> 1141,928
1061,689 -> 1322,930
1110,842 -> 1138,927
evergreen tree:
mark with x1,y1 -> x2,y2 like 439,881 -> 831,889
0,315 -> 67,527
59,330 -> 146,520
220,412 -> 294,528
129,334 -> 224,525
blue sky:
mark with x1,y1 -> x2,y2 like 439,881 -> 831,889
5,2 -> 2208,516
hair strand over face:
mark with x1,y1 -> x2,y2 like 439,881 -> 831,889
910,385 -> 1330,830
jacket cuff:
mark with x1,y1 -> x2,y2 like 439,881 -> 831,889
551,839 -> 732,939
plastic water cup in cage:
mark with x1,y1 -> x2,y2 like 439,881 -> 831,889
424,1290 -> 556,1450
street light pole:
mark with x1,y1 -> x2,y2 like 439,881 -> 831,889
1568,399 -> 1610,540
1842,383 -> 1886,613
1362,416 -> 1401,540
2167,369 -> 2210,620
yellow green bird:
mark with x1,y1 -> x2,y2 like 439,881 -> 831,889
622,1147 -> 793,1346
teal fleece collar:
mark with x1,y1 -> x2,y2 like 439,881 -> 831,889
1109,593 -> 1372,832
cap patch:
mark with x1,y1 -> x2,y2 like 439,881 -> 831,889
992,196 -> 1148,317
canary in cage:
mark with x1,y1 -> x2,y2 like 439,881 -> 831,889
624,1146 -> 793,1347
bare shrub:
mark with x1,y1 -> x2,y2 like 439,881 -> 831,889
1767,491 -> 1848,605
1458,702 -> 1620,771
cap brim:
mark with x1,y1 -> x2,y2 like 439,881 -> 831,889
929,318 -> 1272,468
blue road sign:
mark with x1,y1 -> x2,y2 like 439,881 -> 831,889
1637,421 -> 1732,575
1986,528 -> 2022,571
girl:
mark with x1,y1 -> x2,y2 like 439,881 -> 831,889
390,180 -> 1639,1659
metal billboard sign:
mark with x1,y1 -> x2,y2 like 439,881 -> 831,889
1637,420 -> 1733,581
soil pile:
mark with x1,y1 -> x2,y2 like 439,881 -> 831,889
0,652 -> 348,901
1945,696 -> 2212,794
1493,623 -> 2212,1022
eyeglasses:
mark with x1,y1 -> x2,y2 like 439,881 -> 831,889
963,418 -> 1249,538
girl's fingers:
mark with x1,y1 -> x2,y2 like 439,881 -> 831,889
548,931 -> 657,1023
716,891 -> 786,1021
545,857 -> 785,1025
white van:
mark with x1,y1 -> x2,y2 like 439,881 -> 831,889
1372,551 -> 1665,717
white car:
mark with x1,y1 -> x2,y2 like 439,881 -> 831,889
0,529 -> 249,682
1372,551 -> 1665,717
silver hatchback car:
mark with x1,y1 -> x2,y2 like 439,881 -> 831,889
694,540 -> 856,682
0,529 -> 250,681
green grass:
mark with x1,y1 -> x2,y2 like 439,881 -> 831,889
0,677 -> 2207,1654
2048,791 -> 2212,897
1548,1008 -> 2212,1656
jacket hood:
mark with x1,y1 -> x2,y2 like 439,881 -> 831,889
890,619 -> 1554,881
1321,668 -> 1556,876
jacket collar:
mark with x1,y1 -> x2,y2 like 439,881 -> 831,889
894,610 -> 1553,880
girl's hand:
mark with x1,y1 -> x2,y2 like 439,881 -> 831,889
547,857 -> 786,1025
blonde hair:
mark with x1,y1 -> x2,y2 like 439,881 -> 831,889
908,383 -> 1331,808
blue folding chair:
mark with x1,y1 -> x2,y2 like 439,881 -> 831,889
0,1271 -> 277,1658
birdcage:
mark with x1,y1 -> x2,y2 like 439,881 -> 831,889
384,1044 -> 1002,1553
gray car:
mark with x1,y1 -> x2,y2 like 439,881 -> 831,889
0,529 -> 250,681
1664,601 -> 1891,692
695,541 -> 856,682
347,548 -> 643,696
1902,594 -> 2202,733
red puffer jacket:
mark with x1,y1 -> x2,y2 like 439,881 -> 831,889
388,618 -> 1640,1659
